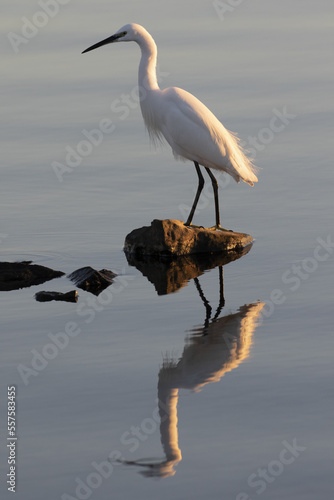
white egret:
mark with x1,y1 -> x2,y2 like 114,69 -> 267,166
82,23 -> 258,229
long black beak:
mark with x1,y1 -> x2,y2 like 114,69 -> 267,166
82,33 -> 122,54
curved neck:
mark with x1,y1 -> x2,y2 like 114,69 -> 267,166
137,34 -> 159,91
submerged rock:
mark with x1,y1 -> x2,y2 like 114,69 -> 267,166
67,266 -> 116,295
124,219 -> 253,257
35,290 -> 78,303
0,261 -> 64,292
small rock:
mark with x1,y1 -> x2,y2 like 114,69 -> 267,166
0,261 -> 64,292
124,219 -> 253,257
35,290 -> 78,303
67,266 -> 116,295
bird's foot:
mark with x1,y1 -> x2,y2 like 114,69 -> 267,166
208,225 -> 233,232
184,223 -> 205,229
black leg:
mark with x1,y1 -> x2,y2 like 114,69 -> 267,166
205,167 -> 221,228
184,161 -> 204,226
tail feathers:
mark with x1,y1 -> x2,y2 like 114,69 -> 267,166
224,131 -> 259,186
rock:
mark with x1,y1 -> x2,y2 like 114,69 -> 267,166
0,261 -> 64,292
124,219 -> 253,257
67,266 -> 116,295
35,290 -> 78,303
125,245 -> 252,295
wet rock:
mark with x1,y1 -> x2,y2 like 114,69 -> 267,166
0,261 -> 64,292
125,245 -> 252,295
35,290 -> 78,303
124,219 -> 253,257
67,266 -> 116,295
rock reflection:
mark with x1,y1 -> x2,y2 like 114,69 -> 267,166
120,265 -> 264,478
125,244 -> 252,295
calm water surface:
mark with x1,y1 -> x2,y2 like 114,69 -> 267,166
1,1 -> 333,499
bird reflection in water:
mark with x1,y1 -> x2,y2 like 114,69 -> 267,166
119,254 -> 264,478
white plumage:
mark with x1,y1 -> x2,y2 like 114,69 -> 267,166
83,23 -> 258,228
151,87 -> 258,186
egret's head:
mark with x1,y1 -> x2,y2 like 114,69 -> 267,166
82,24 -> 146,53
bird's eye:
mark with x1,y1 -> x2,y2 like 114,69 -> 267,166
120,31 -> 127,37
